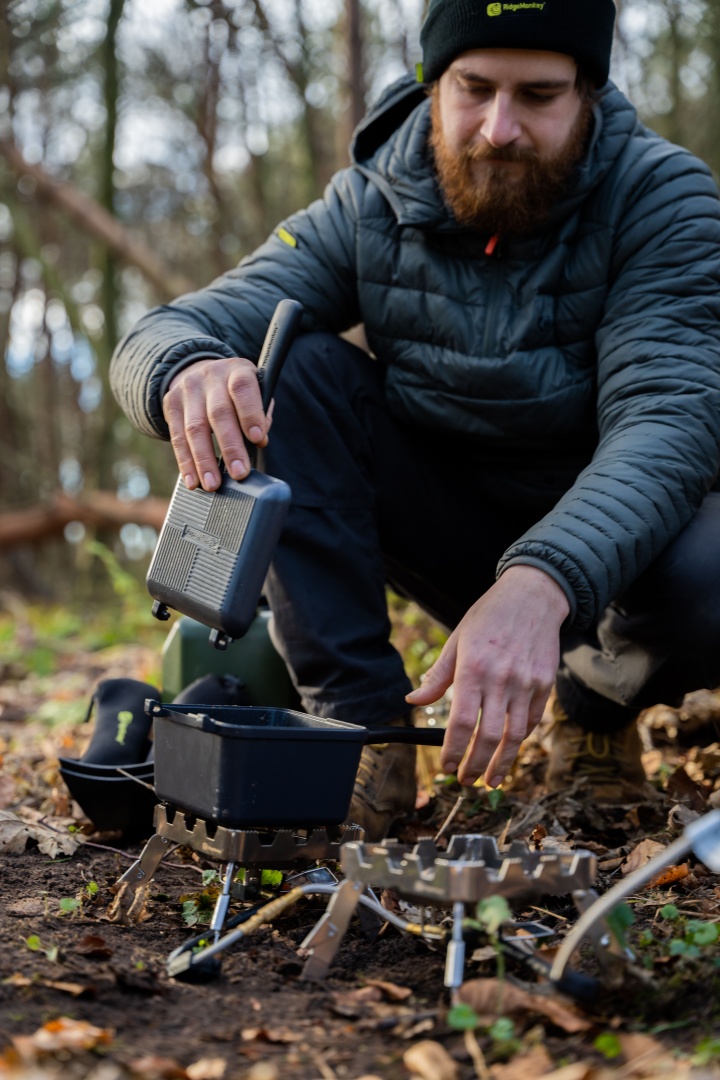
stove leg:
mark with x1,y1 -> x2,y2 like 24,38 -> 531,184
108,834 -> 173,924
209,861 -> 236,941
444,901 -> 466,999
299,879 -> 364,980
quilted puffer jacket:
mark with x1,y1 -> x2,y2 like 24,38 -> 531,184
110,76 -> 720,629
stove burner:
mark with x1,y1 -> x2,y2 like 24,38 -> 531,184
339,833 -> 595,904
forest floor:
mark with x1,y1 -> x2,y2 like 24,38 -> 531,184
0,595 -> 719,1080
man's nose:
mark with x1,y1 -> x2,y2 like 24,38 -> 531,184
481,94 -> 521,147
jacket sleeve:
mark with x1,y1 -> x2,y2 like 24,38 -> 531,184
109,169 -> 365,439
498,144 -> 720,628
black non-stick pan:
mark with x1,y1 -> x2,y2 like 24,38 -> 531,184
146,700 -> 446,829
146,299 -> 303,649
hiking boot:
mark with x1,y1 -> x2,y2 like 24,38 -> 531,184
347,717 -> 417,842
546,702 -> 647,802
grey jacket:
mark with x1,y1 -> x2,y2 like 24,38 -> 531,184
110,77 -> 720,629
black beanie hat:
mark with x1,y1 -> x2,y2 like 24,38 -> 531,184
420,0 -> 616,87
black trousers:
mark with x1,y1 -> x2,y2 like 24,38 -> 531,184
261,333 -> 720,732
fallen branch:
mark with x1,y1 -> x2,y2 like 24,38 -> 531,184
0,138 -> 195,300
0,491 -> 169,548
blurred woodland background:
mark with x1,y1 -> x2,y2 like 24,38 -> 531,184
1,0 -> 720,609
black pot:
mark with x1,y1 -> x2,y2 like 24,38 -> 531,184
147,700 -> 445,829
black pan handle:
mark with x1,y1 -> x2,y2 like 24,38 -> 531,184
362,726 -> 445,747
256,298 -> 304,412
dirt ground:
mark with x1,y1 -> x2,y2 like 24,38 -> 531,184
0,624 -> 720,1079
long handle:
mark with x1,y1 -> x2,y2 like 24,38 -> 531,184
256,299 -> 304,412
362,726 -> 445,747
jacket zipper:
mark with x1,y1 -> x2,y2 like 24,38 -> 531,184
481,234 -> 503,357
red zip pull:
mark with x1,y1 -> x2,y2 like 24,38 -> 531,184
485,233 -> 500,257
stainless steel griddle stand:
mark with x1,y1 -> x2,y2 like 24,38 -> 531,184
109,804 -> 361,952
300,834 -> 604,995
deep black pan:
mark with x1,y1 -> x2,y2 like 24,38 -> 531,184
146,700 -> 446,829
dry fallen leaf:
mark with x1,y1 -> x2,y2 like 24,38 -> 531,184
240,1027 -> 303,1045
458,979 -> 592,1033
129,1055 -> 188,1079
0,810 -> 80,858
488,1044 -> 554,1079
4,974 -> 90,997
403,1039 -> 459,1080
12,1017 -> 112,1061
186,1059 -> 227,1080
648,863 -> 689,888
364,978 -> 413,1001
539,1065 -> 594,1080
621,839 -> 666,875
330,985 -> 384,1017
75,934 -> 114,959
0,774 -> 18,809
666,767 -> 707,813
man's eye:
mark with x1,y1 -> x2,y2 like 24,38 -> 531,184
462,83 -> 492,97
523,91 -> 559,104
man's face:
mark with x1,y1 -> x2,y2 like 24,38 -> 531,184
430,49 -> 592,234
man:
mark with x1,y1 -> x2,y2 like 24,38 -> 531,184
111,0 -> 720,840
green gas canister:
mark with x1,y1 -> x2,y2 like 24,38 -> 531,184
161,606 -> 299,708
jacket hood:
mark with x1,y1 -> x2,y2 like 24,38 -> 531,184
350,75 -> 641,233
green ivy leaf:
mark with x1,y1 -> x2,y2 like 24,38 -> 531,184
25,936 -> 41,951
660,903 -> 680,921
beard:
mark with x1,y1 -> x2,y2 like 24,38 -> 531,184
429,89 -> 593,236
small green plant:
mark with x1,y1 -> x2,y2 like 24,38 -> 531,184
446,1003 -> 480,1031
182,899 -> 201,927
58,897 -> 81,917
594,1032 -> 623,1060
637,906 -> 719,965
488,1017 -> 520,1060
606,902 -> 635,951
691,1037 -> 720,1067
202,869 -> 220,887
486,788 -> 505,812
25,935 -> 59,962
85,881 -> 99,899
465,895 -> 512,982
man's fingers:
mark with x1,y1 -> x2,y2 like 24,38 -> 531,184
227,365 -> 270,445
406,637 -> 457,706
480,696 -> 534,788
182,407 -> 222,491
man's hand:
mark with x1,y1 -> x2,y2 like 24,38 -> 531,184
162,357 -> 271,491
406,565 -> 570,787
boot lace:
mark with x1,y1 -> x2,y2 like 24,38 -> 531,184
564,731 -> 630,783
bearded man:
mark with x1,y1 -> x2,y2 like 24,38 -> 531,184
111,0 -> 720,839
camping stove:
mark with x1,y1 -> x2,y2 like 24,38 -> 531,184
300,834 -> 600,995
109,803 -> 361,978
